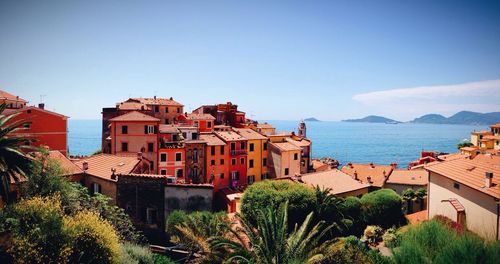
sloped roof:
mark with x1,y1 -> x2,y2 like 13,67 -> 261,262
285,137 -> 311,147
425,154 -> 500,199
3,106 -> 68,118
386,169 -> 428,186
186,113 -> 215,120
270,141 -> 301,152
159,124 -> 180,134
116,101 -> 149,110
46,150 -> 83,175
214,131 -> 246,141
128,97 -> 183,106
233,128 -> 267,140
341,163 -> 393,188
109,111 -> 160,122
0,90 -> 27,102
199,133 -> 226,146
299,169 -> 370,195
73,154 -> 143,181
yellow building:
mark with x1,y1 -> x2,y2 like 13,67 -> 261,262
234,128 -> 269,183
470,130 -> 492,147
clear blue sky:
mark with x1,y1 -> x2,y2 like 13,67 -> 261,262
1,0 -> 500,121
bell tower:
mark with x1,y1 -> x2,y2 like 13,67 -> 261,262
298,120 -> 306,138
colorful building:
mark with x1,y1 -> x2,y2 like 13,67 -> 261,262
234,128 -> 269,183
267,141 -> 301,178
294,169 -> 370,197
199,133 -> 229,191
178,113 -> 215,133
0,90 -> 27,109
192,102 -> 246,128
185,139 -> 206,184
158,125 -> 185,179
109,111 -> 159,171
341,162 -> 396,190
214,131 -> 248,187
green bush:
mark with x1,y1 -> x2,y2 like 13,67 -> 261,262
120,243 -> 174,264
241,180 -> 316,226
360,189 -> 406,228
165,210 -> 187,237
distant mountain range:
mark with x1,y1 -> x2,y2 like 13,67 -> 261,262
342,111 -> 500,125
304,117 -> 320,122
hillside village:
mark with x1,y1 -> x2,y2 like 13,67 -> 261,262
0,89 -> 499,262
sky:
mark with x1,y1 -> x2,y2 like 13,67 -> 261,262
1,0 -> 500,121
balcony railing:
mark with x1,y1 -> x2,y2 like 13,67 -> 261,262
159,141 -> 184,149
230,149 -> 247,156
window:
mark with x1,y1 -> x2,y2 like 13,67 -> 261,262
148,142 -> 154,152
145,125 -> 156,134
263,158 -> 267,166
240,157 -> 245,164
154,106 -> 159,113
232,159 -> 236,165
211,146 -> 216,155
248,175 -> 255,185
207,121 -> 212,128
249,143 -> 254,152
146,208 -> 157,224
121,125 -> 128,134
27,109 -> 32,114
240,142 -> 245,149
249,159 -> 254,168
194,121 -> 199,127
23,123 -> 30,129
165,119 -> 170,124
220,173 -> 224,179
121,142 -> 128,152
294,153 -> 298,160
160,153 -> 167,162
92,182 -> 101,194
263,142 -> 268,150
230,142 -> 236,150
160,169 -> 167,175
176,169 -> 183,178
177,107 -> 181,113
149,161 -> 154,170
220,159 -> 225,165
165,107 -> 169,113
220,146 -> 225,155
453,182 -> 460,189
175,152 -> 182,161
284,168 -> 289,176
262,173 -> 268,180
192,132 -> 198,140
211,160 -> 215,165
231,171 -> 239,180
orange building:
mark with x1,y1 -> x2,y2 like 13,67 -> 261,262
178,113 -> 215,133
199,133 -> 229,191
4,105 -> 68,156
0,90 -> 27,109
109,111 -> 159,172
214,131 -> 247,188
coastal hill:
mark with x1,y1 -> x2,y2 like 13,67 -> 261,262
304,117 -> 320,122
411,111 -> 500,125
342,115 -> 401,124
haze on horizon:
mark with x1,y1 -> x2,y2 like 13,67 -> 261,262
1,0 -> 500,121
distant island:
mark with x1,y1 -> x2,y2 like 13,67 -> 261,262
342,115 -> 401,124
342,111 -> 500,125
304,117 -> 320,122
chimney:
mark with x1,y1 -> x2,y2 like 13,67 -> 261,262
154,95 -> 157,99
170,97 -> 173,100
485,172 -> 493,188
137,152 -> 143,160
38,103 -> 45,109
370,162 -> 374,168
348,162 -> 353,168
367,176 -> 372,183
383,170 -> 387,177
111,168 -> 117,180
82,161 -> 88,171
353,171 -> 358,180
391,163 -> 398,169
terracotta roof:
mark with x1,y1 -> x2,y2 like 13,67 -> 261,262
129,97 -> 183,106
460,147 -> 479,152
214,131 -> 246,141
425,154 -> 500,199
270,141 -> 301,152
73,154 -> 143,181
471,130 -> 492,135
256,123 -> 275,129
406,210 -> 428,225
118,173 -> 167,179
312,160 -> 330,171
299,169 -> 370,195
199,133 -> 226,146
285,137 -> 311,147
386,169 -> 428,186
159,124 -> 180,134
186,113 -> 215,120
3,106 -> 68,118
483,135 -> 500,140
233,128 -> 267,140
0,90 -> 27,102
46,151 -> 83,175
490,124 -> 500,128
116,101 -> 149,110
341,163 -> 394,188
109,111 -> 160,122
437,153 -> 468,161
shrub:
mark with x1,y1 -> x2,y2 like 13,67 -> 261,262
120,243 -> 176,264
64,211 -> 121,264
241,180 -> 316,226
165,210 -> 188,237
360,189 -> 406,228
363,225 -> 383,245
382,228 -> 400,248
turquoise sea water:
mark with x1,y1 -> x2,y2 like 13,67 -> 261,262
68,120 -> 485,167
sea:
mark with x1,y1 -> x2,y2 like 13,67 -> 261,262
68,120 -> 485,168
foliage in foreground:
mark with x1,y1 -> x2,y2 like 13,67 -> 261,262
121,243 -> 175,264
393,218 -> 500,264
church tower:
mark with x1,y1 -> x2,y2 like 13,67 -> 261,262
298,120 -> 306,138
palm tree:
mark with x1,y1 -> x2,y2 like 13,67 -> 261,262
210,202 -> 336,264
456,140 -> 473,150
401,188 -> 416,214
414,188 -> 427,211
0,104 -> 33,203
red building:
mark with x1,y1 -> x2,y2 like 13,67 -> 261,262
192,102 -> 246,128
199,133 -> 229,191
158,125 -> 186,179
109,111 -> 159,172
178,113 -> 215,133
5,105 -> 68,156
214,131 -> 247,188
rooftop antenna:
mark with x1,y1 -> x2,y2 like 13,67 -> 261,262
39,94 -> 46,104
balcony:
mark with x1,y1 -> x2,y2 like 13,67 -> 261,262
159,141 -> 184,149
230,149 -> 247,156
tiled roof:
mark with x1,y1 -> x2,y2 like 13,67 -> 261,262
437,153 -> 468,161
129,97 -> 183,106
270,141 -> 301,152
256,123 -> 275,129
159,124 -> 180,134
341,163 -> 393,188
425,154 -> 500,199
490,124 -> 500,128
312,160 -> 330,171
3,106 -> 68,118
109,111 -> 160,122
299,169 -> 370,195
46,151 -> 83,175
0,90 -> 27,102
118,173 -> 167,179
471,130 -> 492,135
460,147 -> 479,152
116,101 -> 149,110
406,210 -> 428,225
483,135 -> 500,140
199,133 -> 226,146
233,128 -> 267,140
186,113 -> 215,120
214,131 -> 246,141
386,169 -> 428,186
285,137 -> 311,147
73,154 -> 143,181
